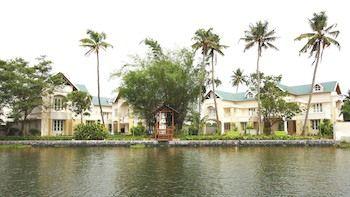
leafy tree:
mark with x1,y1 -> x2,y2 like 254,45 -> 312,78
185,110 -> 208,135
66,91 -> 92,123
295,11 -> 340,135
231,68 -> 247,93
208,30 -> 227,133
0,57 -> 63,135
241,21 -> 278,134
341,90 -> 350,121
80,29 -> 113,125
118,40 -> 200,131
258,75 -> 301,134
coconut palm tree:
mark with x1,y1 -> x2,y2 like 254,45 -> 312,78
240,21 -> 278,135
192,28 -> 215,117
208,32 -> 227,133
295,11 -> 340,135
231,68 -> 247,93
80,29 -> 113,125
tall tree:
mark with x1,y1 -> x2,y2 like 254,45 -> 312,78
259,75 -> 300,134
192,28 -> 215,117
231,68 -> 247,93
80,29 -> 113,125
0,57 -> 63,135
295,11 -> 340,135
208,32 -> 227,133
118,41 -> 199,131
66,91 -> 92,123
240,21 -> 278,134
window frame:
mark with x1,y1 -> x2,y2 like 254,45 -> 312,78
313,103 -> 323,113
311,120 -> 320,130
54,96 -> 64,111
53,120 -> 64,132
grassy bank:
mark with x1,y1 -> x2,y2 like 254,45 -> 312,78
178,133 -> 332,141
0,133 -> 332,141
336,142 -> 350,148
0,136 -> 74,141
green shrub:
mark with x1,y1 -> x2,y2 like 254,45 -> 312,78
73,123 -> 109,140
29,128 -> 41,136
130,123 -> 146,136
188,126 -> 198,135
225,131 -> 240,138
319,119 -> 333,136
8,127 -> 21,136
274,131 -> 287,137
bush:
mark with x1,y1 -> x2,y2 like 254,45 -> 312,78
8,127 -> 21,136
274,131 -> 287,137
73,123 -> 109,140
130,123 -> 146,136
188,126 -> 198,135
319,119 -> 333,136
29,128 -> 41,136
225,131 -> 240,138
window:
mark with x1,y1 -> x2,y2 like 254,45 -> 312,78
314,84 -> 322,92
248,108 -> 256,116
224,123 -> 231,131
246,92 -> 254,99
54,96 -> 64,111
208,107 -> 215,117
86,120 -> 95,124
224,108 -> 230,117
313,103 -> 323,112
311,120 -> 320,130
53,120 -> 64,132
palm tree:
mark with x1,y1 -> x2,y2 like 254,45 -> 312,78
208,32 -> 227,133
192,28 -> 215,119
240,21 -> 278,135
295,11 -> 340,135
231,68 -> 247,93
80,29 -> 113,125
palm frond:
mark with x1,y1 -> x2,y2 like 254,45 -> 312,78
294,33 -> 315,41
243,41 -> 255,52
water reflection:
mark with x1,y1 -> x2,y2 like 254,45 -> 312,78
1,147 -> 350,196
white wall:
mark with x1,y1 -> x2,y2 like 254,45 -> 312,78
334,122 -> 350,142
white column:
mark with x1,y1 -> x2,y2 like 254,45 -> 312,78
284,119 -> 288,134
221,122 -> 225,135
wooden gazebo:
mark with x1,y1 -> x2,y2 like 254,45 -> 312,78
154,105 -> 178,141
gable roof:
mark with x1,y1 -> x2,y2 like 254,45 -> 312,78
213,81 -> 339,102
76,84 -> 89,93
56,72 -> 78,91
92,96 -> 112,106
277,81 -> 339,95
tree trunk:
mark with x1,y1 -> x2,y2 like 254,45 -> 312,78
302,44 -> 321,135
21,113 -> 27,136
256,46 -> 262,135
80,113 -> 83,124
198,53 -> 206,134
96,51 -> 105,125
236,85 -> 239,93
21,119 -> 25,136
211,54 -> 220,133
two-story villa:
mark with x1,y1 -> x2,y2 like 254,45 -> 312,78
202,81 -> 343,135
7,73 -> 113,136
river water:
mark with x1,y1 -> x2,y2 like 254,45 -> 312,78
1,147 -> 350,196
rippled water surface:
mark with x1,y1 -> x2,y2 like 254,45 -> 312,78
1,146 -> 350,196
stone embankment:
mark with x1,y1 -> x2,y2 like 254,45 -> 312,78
0,139 -> 337,147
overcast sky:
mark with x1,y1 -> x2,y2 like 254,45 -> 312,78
1,0 -> 348,97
